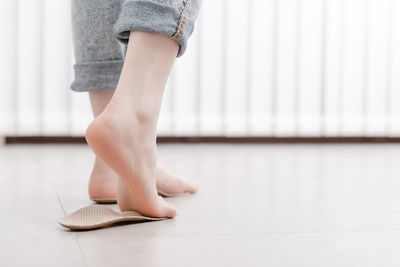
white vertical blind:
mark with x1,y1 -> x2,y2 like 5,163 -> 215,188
0,0 -> 399,137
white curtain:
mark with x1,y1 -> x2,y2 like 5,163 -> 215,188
1,0 -> 400,137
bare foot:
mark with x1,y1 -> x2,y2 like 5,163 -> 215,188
89,161 -> 198,200
155,167 -> 198,195
86,112 -> 176,218
88,157 -> 119,200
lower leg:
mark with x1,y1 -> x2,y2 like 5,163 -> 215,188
86,31 -> 179,217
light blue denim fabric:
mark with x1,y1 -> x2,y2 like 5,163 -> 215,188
71,0 -> 202,92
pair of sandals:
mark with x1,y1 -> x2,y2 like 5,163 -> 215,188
59,190 -> 189,230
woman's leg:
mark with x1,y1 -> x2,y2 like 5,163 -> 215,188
71,0 -> 199,202
71,0 -> 125,200
86,31 -> 180,217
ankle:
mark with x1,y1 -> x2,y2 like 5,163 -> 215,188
133,109 -> 158,126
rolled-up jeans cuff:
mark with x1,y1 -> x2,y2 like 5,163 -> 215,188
113,0 -> 195,57
70,60 -> 124,92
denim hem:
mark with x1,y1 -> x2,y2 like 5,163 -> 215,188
70,60 -> 123,92
113,0 -> 195,57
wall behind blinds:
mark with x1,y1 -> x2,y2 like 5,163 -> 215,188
1,0 -> 400,137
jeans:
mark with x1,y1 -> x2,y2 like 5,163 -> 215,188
70,0 -> 202,92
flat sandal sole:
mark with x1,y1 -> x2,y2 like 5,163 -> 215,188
58,205 -> 166,230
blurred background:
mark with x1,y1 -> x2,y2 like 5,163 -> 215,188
1,0 -> 400,138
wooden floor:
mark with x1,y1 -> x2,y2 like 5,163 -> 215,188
1,143 -> 400,266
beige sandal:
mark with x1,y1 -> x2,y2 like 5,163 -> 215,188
58,205 -> 166,230
90,190 -> 191,204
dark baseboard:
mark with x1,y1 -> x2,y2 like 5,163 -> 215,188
4,135 -> 400,144
5,136 -> 87,144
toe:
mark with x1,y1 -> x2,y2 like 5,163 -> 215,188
186,181 -> 199,193
161,199 -> 177,218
